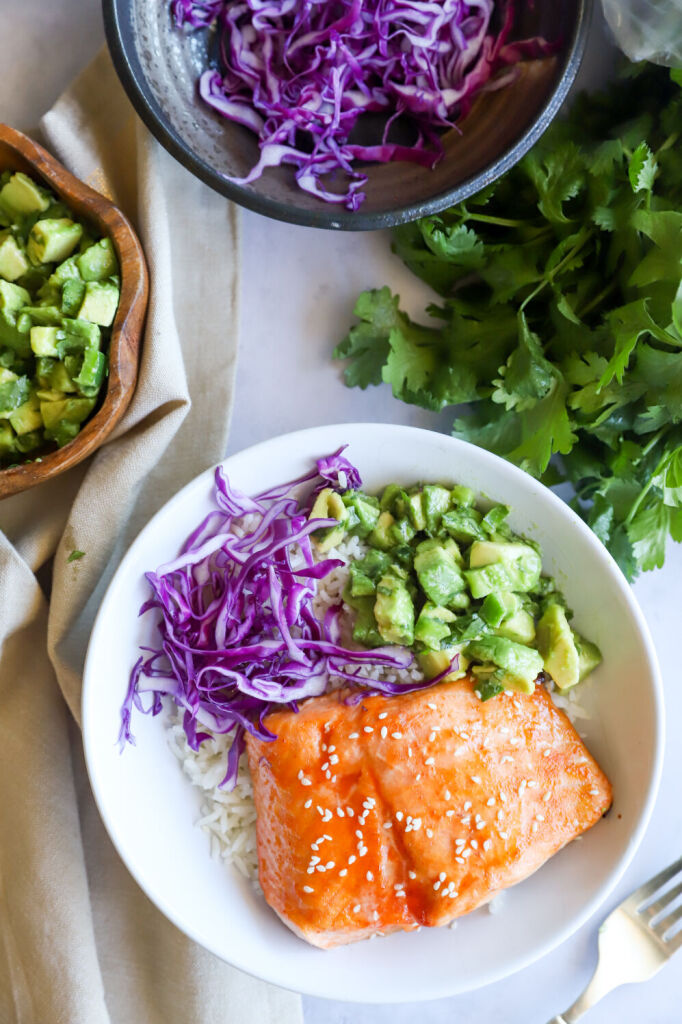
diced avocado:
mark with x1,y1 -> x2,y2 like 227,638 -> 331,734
418,646 -> 468,682
422,484 -> 451,533
536,603 -> 580,692
77,279 -> 119,326
0,231 -> 29,281
0,371 -> 31,417
30,326 -> 59,357
374,573 -> 414,646
41,396 -> 95,432
0,172 -> 51,216
20,305 -> 62,326
35,388 -> 66,402
343,587 -> 384,648
342,491 -> 380,536
349,548 -> 392,597
0,279 -> 31,313
309,487 -> 348,553
47,254 -> 82,287
59,317 -> 101,352
405,491 -> 426,531
45,420 -> 80,447
481,504 -> 511,538
22,266 -> 53,295
9,393 -> 42,435
390,516 -> 416,546
465,541 -> 542,598
15,428 -> 43,453
469,540 -> 534,569
414,602 -> 456,649
480,591 -> 520,628
27,218 -> 83,265
36,358 -> 77,393
574,632 -> 602,682
349,566 -> 376,598
451,484 -> 475,507
465,635 -> 543,694
0,308 -> 32,357
471,665 -> 506,701
77,237 -> 119,281
414,538 -> 466,606
379,483 -> 402,512
442,506 -> 485,543
497,609 -> 536,645
34,282 -> 61,307
74,348 -> 106,397
351,602 -> 384,647
369,510 -> 395,550
61,277 -> 86,317
0,419 -> 16,458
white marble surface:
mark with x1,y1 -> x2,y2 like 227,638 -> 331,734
3,2 -> 681,1021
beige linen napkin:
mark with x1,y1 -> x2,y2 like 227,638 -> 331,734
0,50 -> 303,1024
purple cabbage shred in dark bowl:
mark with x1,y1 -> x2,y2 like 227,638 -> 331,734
171,0 -> 552,209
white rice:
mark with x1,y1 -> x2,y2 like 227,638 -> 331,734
167,711 -> 260,883
166,534 -> 589,889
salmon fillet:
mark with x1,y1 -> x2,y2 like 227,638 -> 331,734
246,678 -> 612,948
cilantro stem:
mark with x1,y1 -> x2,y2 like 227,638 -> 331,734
521,227 -> 595,311
624,432 -> 668,525
657,132 -> 679,156
577,279 -> 619,320
640,427 -> 668,459
464,212 -> 534,229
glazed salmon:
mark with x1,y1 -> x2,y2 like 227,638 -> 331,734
245,678 -> 612,948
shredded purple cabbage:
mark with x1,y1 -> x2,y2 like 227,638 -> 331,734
119,447 -> 440,788
171,0 -> 554,209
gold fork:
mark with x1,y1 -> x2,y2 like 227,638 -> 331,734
547,855 -> 682,1023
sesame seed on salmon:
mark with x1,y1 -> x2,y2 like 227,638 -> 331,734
246,677 -> 612,949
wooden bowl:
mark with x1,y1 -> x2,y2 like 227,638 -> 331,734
0,124 -> 148,499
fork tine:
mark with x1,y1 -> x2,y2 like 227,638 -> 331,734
652,902 -> 682,940
640,879 -> 682,922
627,855 -> 682,911
665,928 -> 682,954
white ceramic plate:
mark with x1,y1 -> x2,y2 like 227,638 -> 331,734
82,424 -> 664,1003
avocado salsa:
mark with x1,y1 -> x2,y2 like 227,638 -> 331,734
0,170 -> 120,465
310,481 -> 602,701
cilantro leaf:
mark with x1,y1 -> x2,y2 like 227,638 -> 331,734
0,375 -> 31,415
628,142 -> 658,194
336,63 -> 682,579
627,502 -> 669,572
598,299 -> 675,389
334,288 -> 401,388
420,220 -> 485,268
67,550 -> 85,563
381,325 -> 439,404
492,313 -> 555,411
507,377 -> 577,476
522,142 -> 585,224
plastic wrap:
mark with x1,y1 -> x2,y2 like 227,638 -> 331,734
602,0 -> 682,65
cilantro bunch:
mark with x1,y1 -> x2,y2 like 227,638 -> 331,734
335,65 -> 682,580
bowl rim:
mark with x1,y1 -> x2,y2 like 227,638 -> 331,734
0,123 -> 148,499
102,0 -> 593,231
82,422 -> 665,1002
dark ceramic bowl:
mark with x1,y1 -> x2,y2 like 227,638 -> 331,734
104,0 -> 592,231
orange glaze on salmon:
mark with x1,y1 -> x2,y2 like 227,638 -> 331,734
246,677 -> 612,948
